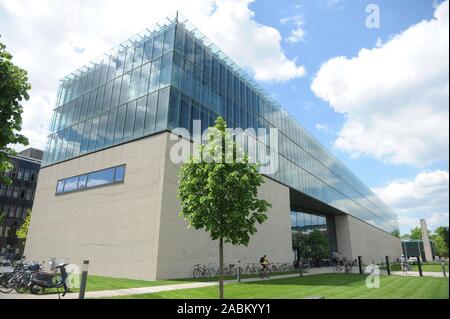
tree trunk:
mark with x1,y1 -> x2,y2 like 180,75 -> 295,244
219,236 -> 224,299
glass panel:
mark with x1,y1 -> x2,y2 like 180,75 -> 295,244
56,180 -> 65,193
156,87 -> 169,130
144,92 -> 158,132
78,175 -> 87,189
86,168 -> 115,188
114,105 -> 126,143
134,96 -> 146,137
114,165 -> 125,182
143,37 -> 153,64
96,112 -> 108,149
105,108 -> 117,146
63,176 -> 79,192
149,58 -> 161,93
123,101 -> 136,140
153,33 -> 163,58
163,25 -> 175,53
168,88 -> 180,129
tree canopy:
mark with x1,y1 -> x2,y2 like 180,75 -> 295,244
0,37 -> 31,184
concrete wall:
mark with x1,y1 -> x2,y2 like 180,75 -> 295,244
25,132 -> 293,280
335,215 -> 402,264
24,133 -> 169,280
155,133 -> 293,279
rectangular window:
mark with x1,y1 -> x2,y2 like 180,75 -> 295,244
13,186 -> 20,199
56,165 -> 125,194
63,176 -> 79,192
25,188 -> 33,201
114,165 -> 125,182
0,184 -> 7,196
23,169 -> 30,181
87,167 -> 115,188
17,168 -> 24,180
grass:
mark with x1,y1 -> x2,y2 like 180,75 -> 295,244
381,262 -> 449,273
110,274 -> 449,299
42,275 -> 191,294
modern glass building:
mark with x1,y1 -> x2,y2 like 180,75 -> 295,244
26,13 -> 401,280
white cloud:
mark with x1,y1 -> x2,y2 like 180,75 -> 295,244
373,170 -> 449,233
0,0 -> 306,151
315,123 -> 333,134
311,0 -> 449,167
280,14 -> 305,43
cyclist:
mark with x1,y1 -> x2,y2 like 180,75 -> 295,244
259,255 -> 270,278
400,254 -> 408,274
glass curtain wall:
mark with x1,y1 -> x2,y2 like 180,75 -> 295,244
167,21 -> 398,235
290,210 -> 334,263
42,14 -> 398,236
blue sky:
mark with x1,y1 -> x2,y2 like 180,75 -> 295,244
0,0 -> 448,234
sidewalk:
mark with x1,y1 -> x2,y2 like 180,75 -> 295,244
390,271 -> 447,278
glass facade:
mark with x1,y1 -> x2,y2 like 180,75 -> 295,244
42,13 -> 399,235
290,210 -> 336,261
55,165 -> 125,195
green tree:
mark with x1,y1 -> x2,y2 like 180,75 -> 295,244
0,37 -> 31,185
178,117 -> 271,299
16,209 -> 31,242
435,226 -> 449,246
433,227 -> 449,257
0,213 -> 4,225
390,229 -> 400,238
410,227 -> 422,240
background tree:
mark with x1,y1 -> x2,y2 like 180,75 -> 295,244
178,117 -> 271,299
390,229 -> 400,238
409,226 -> 423,240
0,213 -> 4,225
0,36 -> 31,185
432,227 -> 449,257
16,209 -> 31,242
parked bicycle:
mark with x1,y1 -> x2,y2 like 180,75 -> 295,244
193,264 -> 212,279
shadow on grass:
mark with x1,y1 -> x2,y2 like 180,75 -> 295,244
242,273 -> 366,287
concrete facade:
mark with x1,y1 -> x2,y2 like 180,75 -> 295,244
25,132 -> 293,280
335,215 -> 402,264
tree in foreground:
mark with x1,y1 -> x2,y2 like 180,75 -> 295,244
16,209 -> 31,243
178,117 -> 271,299
0,37 -> 31,185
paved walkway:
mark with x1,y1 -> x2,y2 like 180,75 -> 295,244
391,271 -> 447,278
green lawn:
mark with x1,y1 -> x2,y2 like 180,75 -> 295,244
382,263 -> 449,273
111,274 -> 449,299
43,275 -> 190,294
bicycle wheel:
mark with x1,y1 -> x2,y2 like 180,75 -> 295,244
0,273 -> 15,293
193,269 -> 202,279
